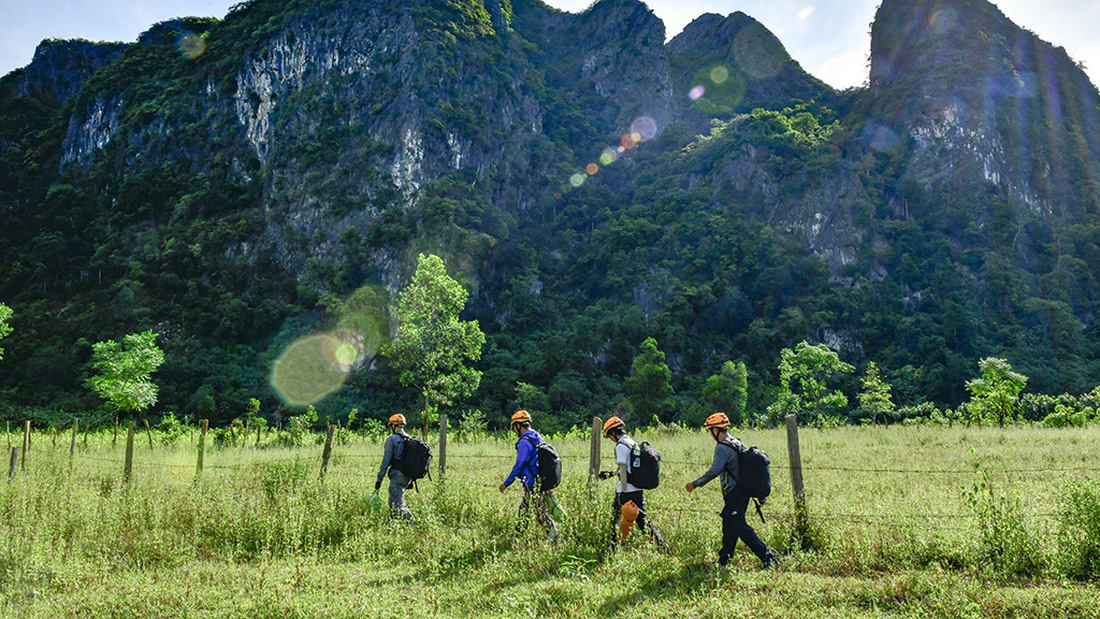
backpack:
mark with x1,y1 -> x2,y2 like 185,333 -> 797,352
525,435 -> 562,491
396,435 -> 433,480
622,438 -> 661,490
723,438 -> 771,499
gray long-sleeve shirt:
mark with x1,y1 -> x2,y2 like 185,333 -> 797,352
691,437 -> 744,495
377,432 -> 407,484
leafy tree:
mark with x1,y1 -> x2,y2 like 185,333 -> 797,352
702,360 -> 748,425
857,361 -> 895,425
768,341 -> 854,426
515,381 -> 549,414
966,357 -> 1028,427
86,330 -> 166,416
0,303 -> 11,360
382,253 -> 485,435
626,337 -> 674,423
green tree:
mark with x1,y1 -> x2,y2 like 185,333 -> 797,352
768,340 -> 854,426
515,381 -> 549,414
86,330 -> 166,416
702,360 -> 748,425
382,253 -> 485,435
966,357 -> 1028,427
857,361 -> 895,425
626,337 -> 674,423
0,303 -> 11,360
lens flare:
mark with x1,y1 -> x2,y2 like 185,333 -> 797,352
270,333 -> 356,407
599,148 -> 618,166
569,173 -> 586,187
586,162 -> 599,175
630,117 -> 657,141
861,122 -> 900,153
709,66 -> 730,85
177,33 -> 207,60
797,6 -> 814,20
689,85 -> 705,100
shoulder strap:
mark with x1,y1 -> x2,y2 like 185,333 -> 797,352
523,434 -> 541,464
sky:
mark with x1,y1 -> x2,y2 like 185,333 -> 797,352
1,0 -> 1099,90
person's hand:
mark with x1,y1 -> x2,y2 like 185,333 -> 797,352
598,471 -> 613,480
758,496 -> 767,506
499,483 -> 507,493
685,481 -> 695,493
374,480 -> 381,492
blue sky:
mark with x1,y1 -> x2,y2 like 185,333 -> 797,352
1,0 -> 1098,90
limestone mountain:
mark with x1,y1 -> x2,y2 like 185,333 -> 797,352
0,0 -> 1098,426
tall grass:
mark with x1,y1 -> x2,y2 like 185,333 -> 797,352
1,424 -> 1098,615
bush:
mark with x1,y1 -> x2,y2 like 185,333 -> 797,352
963,466 -> 1045,578
1057,478 -> 1100,580
1041,405 -> 1089,428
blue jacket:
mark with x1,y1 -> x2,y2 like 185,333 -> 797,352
504,429 -> 543,490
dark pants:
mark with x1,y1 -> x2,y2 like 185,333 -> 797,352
719,489 -> 770,566
611,491 -> 666,547
518,487 -> 558,539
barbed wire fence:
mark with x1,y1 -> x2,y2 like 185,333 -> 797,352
8,414 -> 1098,530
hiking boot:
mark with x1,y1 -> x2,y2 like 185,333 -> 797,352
761,553 -> 780,570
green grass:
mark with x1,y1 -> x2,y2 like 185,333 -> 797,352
2,424 -> 1099,617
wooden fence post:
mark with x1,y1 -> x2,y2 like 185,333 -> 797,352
589,417 -> 602,482
196,419 -> 208,477
320,424 -> 335,479
124,421 -> 136,482
21,421 -> 30,470
8,447 -> 17,481
70,418 -> 79,460
439,413 -> 447,480
785,413 -> 809,542
143,419 -> 154,451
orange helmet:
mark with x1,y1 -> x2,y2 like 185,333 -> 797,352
704,412 -> 731,430
387,414 -> 407,429
510,410 -> 532,429
602,416 -> 625,438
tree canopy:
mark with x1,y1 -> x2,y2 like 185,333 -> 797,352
382,253 -> 485,433
86,330 -> 165,415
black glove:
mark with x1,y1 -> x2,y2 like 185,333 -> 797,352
598,470 -> 614,480
374,480 -> 381,492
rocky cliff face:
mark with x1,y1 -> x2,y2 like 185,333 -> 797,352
3,0 -> 1100,414
870,0 -> 1100,217
11,39 -> 126,103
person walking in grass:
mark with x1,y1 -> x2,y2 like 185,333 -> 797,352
685,412 -> 778,568
600,416 -> 667,549
498,410 -> 559,541
376,413 -> 414,521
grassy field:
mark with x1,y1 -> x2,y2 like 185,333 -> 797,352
2,423 -> 1099,617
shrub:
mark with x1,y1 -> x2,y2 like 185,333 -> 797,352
963,466 -> 1044,578
1057,478 -> 1100,580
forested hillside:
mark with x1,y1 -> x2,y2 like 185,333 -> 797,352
2,0 -> 1099,430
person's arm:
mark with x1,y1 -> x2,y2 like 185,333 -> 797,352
687,443 -> 734,490
502,437 -> 533,490
376,435 -> 395,490
615,440 -> 629,493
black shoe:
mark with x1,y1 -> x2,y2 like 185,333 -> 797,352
761,553 -> 780,569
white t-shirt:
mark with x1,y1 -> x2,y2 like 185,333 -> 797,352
615,436 -> 641,494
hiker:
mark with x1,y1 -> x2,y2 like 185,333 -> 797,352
685,412 -> 778,568
375,413 -> 414,521
601,416 -> 667,548
498,410 -> 559,540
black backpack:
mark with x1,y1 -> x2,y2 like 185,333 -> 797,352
397,435 -> 433,480
724,438 -> 771,499
623,438 -> 661,490
525,436 -> 562,491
